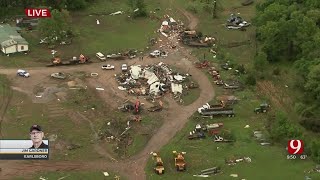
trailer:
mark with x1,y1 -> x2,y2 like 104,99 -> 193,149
197,102 -> 225,113
223,83 -> 240,89
200,108 -> 235,117
207,104 -> 225,110
46,54 -> 91,67
183,40 -> 213,47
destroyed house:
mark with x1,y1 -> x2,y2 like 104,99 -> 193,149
0,24 -> 29,54
169,17 -> 178,29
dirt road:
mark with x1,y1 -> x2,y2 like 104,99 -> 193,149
169,0 -> 199,30
0,6 -> 210,180
0,52 -> 214,180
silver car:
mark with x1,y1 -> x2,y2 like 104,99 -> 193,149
51,72 -> 66,79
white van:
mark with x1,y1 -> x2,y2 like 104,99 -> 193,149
96,52 -> 106,61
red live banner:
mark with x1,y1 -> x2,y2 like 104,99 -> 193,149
25,8 -> 51,18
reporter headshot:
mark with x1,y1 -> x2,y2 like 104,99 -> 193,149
29,125 -> 48,149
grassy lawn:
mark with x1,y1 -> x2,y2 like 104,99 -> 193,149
179,0 -> 258,67
62,86 -> 165,158
127,134 -> 148,156
3,90 -> 101,161
0,0 -> 172,68
127,115 -> 163,157
181,88 -> 200,106
146,89 -> 320,180
145,0 -> 320,179
13,170 -> 126,180
0,74 -> 10,94
2,0 -> 319,179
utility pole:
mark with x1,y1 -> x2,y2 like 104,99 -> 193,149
212,0 -> 217,18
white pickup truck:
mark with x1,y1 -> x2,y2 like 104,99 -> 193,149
121,64 -> 128,72
101,64 -> 115,70
96,52 -> 106,61
17,69 -> 30,77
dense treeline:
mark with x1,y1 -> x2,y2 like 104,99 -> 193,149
0,0 -> 94,9
0,0 -> 94,17
255,0 -> 320,163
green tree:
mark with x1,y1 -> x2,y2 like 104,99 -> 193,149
66,0 -> 87,10
270,111 -> 302,142
127,0 -> 135,9
305,64 -> 320,101
255,3 -> 288,26
245,73 -> 256,86
255,2 -> 320,61
127,0 -> 147,18
294,58 -> 320,78
254,51 -> 268,71
306,9 -> 320,25
38,9 -> 72,44
310,140 -> 320,163
306,0 -> 320,8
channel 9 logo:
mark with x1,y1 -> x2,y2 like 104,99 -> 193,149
287,140 -> 304,155
287,140 -> 307,160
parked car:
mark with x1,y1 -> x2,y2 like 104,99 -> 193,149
121,64 -> 128,72
51,72 -> 66,79
150,50 -> 168,58
96,52 -> 106,61
17,69 -> 30,78
101,64 -> 115,70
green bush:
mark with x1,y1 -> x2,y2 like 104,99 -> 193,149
254,51 -> 268,72
235,64 -> 246,74
245,73 -> 256,86
273,67 -> 281,75
294,102 -> 306,115
186,3 -> 198,13
133,0 -> 148,18
310,140 -> 320,163
127,0 -> 148,18
66,0 -> 87,10
202,4 -> 212,13
300,118 -> 320,133
270,111 -> 302,143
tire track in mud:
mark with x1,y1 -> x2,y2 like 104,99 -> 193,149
75,111 -> 118,162
0,82 -> 13,138
0,3 -> 210,179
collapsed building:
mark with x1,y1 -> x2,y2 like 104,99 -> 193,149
116,62 -> 196,101
159,15 -> 182,35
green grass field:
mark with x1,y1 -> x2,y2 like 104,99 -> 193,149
3,90 -> 102,161
13,170 -> 126,180
0,74 -> 10,94
145,0 -> 320,179
0,0 -> 171,68
181,88 -> 201,106
3,0 -> 320,179
146,89 -> 320,180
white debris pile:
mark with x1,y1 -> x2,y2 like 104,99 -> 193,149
110,11 -> 123,16
158,15 -> 182,35
115,62 -> 197,102
154,15 -> 185,52
226,156 -> 252,166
